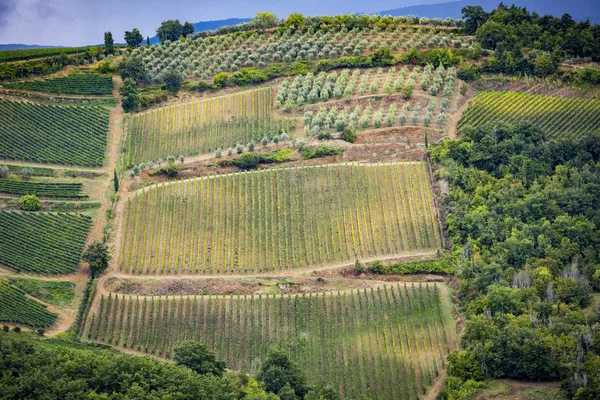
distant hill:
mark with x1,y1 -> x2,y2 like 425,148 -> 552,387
148,17 -> 251,44
378,0 -> 599,23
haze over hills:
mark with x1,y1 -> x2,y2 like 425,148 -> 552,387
1,0 -> 598,50
378,0 -> 600,23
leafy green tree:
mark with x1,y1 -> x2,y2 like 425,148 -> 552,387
119,57 -> 148,82
285,13 -> 306,30
182,21 -> 195,37
119,78 -> 140,113
19,194 -> 41,211
124,28 -> 143,48
156,20 -> 183,43
163,71 -> 183,92
82,241 -> 110,278
257,349 -> 308,398
104,32 -> 114,55
476,20 -> 513,50
462,6 -> 489,34
253,12 -> 278,30
173,340 -> 226,376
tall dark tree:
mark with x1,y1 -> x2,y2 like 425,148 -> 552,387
156,20 -> 183,43
124,28 -> 143,48
461,6 -> 489,34
258,349 -> 308,398
119,78 -> 140,113
182,21 -> 195,37
82,241 -> 110,278
113,169 -> 119,193
104,32 -> 114,55
146,36 -> 150,46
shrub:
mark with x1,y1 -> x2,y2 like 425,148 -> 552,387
301,146 -> 343,159
164,161 -> 179,177
402,86 -> 413,100
20,168 -> 34,180
236,144 -> 244,154
213,72 -> 231,88
163,71 -> 183,92
340,126 -> 356,143
247,140 -> 256,152
19,194 -> 41,211
173,340 -> 226,376
0,165 -> 8,179
215,148 -> 222,158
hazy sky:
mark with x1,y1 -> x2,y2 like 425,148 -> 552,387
0,0 -> 440,46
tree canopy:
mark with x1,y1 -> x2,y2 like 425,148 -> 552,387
124,28 -> 143,48
174,340 -> 226,376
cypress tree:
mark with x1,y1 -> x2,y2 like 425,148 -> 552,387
147,36 -> 150,46
113,169 -> 119,193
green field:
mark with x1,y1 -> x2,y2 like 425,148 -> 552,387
0,211 -> 92,274
0,46 -> 90,62
8,278 -> 75,306
120,162 -> 441,274
0,99 -> 109,166
0,179 -> 86,198
3,74 -> 113,95
458,91 -> 600,138
86,283 -> 455,399
0,279 -> 58,328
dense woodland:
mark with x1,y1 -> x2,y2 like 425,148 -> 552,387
431,124 -> 600,399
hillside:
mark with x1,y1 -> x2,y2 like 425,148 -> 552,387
0,4 -> 599,400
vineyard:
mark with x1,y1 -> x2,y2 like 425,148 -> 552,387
0,179 -> 86,198
119,162 -> 441,274
132,25 -> 465,82
0,99 -> 109,166
126,87 -> 295,166
0,46 -> 90,62
457,91 -> 600,138
0,211 -> 92,274
3,74 -> 113,95
86,283 -> 455,399
0,279 -> 58,328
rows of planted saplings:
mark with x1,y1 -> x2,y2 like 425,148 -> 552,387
0,211 -> 91,274
457,91 -> 600,139
119,163 -> 441,275
134,24 -> 462,82
125,87 -> 294,167
0,179 -> 86,199
277,64 -> 458,107
86,283 -> 455,400
2,74 -> 113,95
0,279 -> 57,328
0,99 -> 109,166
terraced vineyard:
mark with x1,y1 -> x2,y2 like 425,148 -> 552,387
0,99 -> 109,166
0,279 -> 58,328
0,179 -> 86,198
86,283 -> 455,399
119,162 -> 441,274
126,87 -> 294,166
3,74 -> 113,95
0,211 -> 92,274
458,91 -> 600,138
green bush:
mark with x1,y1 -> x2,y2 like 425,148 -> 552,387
164,161 -> 179,177
370,256 -> 455,275
301,146 -> 343,160
315,56 -> 373,72
457,64 -> 482,81
213,72 -> 231,88
340,127 -> 357,143
219,148 -> 294,170
231,68 -> 268,86
19,194 -> 41,211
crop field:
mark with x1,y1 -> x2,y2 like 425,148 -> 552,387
0,179 -> 86,198
3,74 -> 113,95
457,91 -> 600,138
0,99 -> 109,166
86,283 -> 455,399
0,279 -> 58,328
8,278 -> 75,306
133,25 -> 463,81
0,211 -> 91,274
119,162 -> 441,274
0,46 -> 90,62
126,87 -> 294,166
